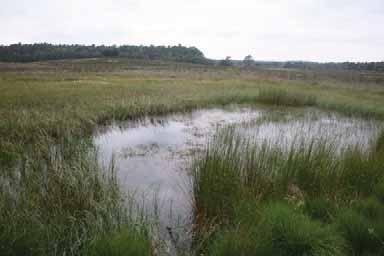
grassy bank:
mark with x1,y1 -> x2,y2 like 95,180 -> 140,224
193,126 -> 384,255
1,58 -> 384,255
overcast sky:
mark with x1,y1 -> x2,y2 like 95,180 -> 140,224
1,0 -> 383,62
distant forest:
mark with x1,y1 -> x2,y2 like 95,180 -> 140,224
1,43 -> 383,72
0,43 -> 207,63
281,61 -> 384,72
234,59 -> 384,72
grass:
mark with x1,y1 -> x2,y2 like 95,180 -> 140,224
206,202 -> 345,256
87,227 -> 151,256
0,136 -> 151,255
336,207 -> 384,255
257,88 -> 317,106
193,124 -> 384,255
1,59 -> 384,164
1,58 -> 384,255
303,196 -> 336,223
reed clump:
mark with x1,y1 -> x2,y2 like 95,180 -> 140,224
0,136 -> 151,256
193,127 -> 384,255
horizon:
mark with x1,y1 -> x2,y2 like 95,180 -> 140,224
1,0 -> 383,62
1,42 -> 383,64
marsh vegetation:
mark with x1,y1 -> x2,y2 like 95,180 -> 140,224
193,120 -> 384,255
1,58 -> 384,255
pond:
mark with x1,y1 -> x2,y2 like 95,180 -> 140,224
93,105 -> 382,253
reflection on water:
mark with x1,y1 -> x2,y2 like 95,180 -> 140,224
94,106 -> 262,252
238,111 -> 381,152
93,106 -> 382,253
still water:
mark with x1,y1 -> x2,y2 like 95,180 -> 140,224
93,105 -> 382,252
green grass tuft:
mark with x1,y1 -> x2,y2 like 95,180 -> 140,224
373,179 -> 384,203
304,197 -> 336,223
87,227 -> 152,256
207,202 -> 346,256
336,208 -> 384,255
257,88 -> 317,107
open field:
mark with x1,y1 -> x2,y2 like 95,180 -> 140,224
1,58 -> 384,255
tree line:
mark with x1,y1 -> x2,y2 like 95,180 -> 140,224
219,56 -> 384,72
283,61 -> 384,72
0,43 -> 207,64
1,44 -> 382,73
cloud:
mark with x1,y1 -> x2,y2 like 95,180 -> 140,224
1,0 -> 383,61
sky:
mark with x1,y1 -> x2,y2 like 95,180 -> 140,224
1,0 -> 383,62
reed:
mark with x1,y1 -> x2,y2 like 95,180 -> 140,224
0,136 -> 151,255
193,126 -> 384,255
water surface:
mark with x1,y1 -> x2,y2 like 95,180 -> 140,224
94,106 -> 262,219
93,105 -> 382,253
